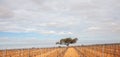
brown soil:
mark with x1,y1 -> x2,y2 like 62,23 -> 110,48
63,48 -> 79,57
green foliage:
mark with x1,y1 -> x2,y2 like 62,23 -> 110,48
56,37 -> 78,46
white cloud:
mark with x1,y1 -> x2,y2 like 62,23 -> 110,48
0,6 -> 14,18
88,27 -> 101,30
0,37 -> 57,45
39,30 -> 73,35
68,32 -> 73,34
58,32 -> 73,35
0,0 -> 120,40
40,30 -> 56,34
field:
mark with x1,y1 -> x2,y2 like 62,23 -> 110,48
0,43 -> 120,57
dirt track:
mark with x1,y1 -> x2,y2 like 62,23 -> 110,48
63,48 -> 79,57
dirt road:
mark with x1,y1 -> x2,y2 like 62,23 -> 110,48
63,47 -> 79,57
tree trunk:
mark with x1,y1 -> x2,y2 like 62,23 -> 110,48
66,43 -> 69,46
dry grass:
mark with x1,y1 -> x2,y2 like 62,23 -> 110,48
0,43 -> 120,57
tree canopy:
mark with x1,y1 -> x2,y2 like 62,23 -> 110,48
56,37 -> 78,46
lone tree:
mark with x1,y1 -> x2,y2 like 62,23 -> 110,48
56,37 -> 78,46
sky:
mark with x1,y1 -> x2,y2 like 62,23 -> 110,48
0,0 -> 120,49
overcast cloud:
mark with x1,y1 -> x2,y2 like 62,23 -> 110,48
0,0 -> 120,47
